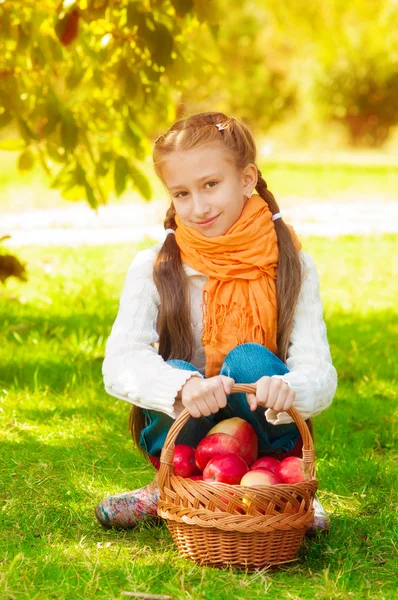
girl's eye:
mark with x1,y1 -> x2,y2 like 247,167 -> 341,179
174,181 -> 218,198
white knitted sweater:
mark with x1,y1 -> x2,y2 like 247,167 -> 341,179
102,241 -> 337,425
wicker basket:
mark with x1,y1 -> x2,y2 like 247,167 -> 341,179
157,384 -> 318,570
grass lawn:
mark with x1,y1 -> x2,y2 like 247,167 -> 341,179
0,235 -> 397,599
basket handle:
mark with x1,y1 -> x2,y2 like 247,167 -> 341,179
158,383 -> 316,490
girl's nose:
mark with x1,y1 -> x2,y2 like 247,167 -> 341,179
192,194 -> 211,217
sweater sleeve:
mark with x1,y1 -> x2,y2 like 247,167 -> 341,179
102,245 -> 203,418
266,251 -> 338,425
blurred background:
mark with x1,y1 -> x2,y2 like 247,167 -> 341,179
1,0 -> 398,257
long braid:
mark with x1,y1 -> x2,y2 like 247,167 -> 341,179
130,201 -> 194,455
255,168 -> 312,438
255,167 -> 303,363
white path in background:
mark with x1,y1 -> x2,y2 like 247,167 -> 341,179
1,200 -> 397,246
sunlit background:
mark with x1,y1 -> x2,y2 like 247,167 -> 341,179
1,0 -> 398,252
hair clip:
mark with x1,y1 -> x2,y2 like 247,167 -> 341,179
215,123 -> 225,131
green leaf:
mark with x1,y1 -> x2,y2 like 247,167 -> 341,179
194,0 -> 222,25
130,163 -> 152,201
143,64 -> 161,83
123,122 -> 146,161
123,122 -> 140,147
0,140 -> 26,151
15,22 -> 32,55
170,0 -> 194,17
61,111 -> 78,153
66,61 -> 84,89
74,162 -> 86,186
84,181 -> 97,208
96,150 -> 114,176
126,2 -> 141,29
50,164 -> 75,189
17,149 -> 35,172
114,156 -> 129,197
61,185 -> 85,202
44,100 -> 61,137
17,118 -> 38,143
47,142 -> 65,164
125,76 -> 139,100
0,111 -> 13,129
150,23 -> 174,67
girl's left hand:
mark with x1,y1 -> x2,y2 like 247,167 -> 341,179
246,376 -> 296,413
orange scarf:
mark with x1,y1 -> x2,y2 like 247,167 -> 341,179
175,194 -> 302,377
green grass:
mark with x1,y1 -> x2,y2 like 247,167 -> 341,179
0,235 -> 397,599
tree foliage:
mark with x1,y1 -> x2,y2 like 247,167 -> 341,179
0,0 -> 397,216
263,0 -> 398,147
0,236 -> 27,284
0,0 -> 222,207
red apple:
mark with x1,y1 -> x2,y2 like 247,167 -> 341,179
250,456 -> 280,473
206,417 -> 258,466
188,475 -> 204,481
195,432 -> 241,472
275,456 -> 309,484
240,469 -> 282,513
240,469 -> 282,487
173,444 -> 201,478
203,453 -> 248,484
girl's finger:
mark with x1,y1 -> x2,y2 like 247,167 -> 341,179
214,385 -> 227,410
281,390 -> 295,412
256,377 -> 270,406
202,391 -> 218,415
185,402 -> 202,419
246,393 -> 258,411
271,382 -> 290,412
220,376 -> 235,395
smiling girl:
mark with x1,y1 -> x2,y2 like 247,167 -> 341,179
96,112 -> 337,532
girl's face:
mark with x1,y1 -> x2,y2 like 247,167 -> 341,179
160,143 -> 258,237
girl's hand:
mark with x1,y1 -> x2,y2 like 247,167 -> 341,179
246,376 -> 296,414
180,375 -> 235,418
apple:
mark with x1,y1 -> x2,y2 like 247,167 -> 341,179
173,444 -> 201,478
275,456 -> 309,484
206,417 -> 258,466
240,469 -> 282,514
203,453 -> 249,484
195,432 -> 241,472
250,456 -> 280,473
188,475 -> 204,481
240,469 -> 282,487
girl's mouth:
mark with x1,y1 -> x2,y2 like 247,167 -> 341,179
196,214 -> 220,227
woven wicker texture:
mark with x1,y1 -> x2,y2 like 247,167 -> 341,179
158,383 -> 318,569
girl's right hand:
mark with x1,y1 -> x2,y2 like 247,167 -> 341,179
180,375 -> 235,418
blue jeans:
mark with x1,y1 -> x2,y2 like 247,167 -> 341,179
139,343 -> 300,457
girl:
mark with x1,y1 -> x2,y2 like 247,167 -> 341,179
96,112 -> 337,533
